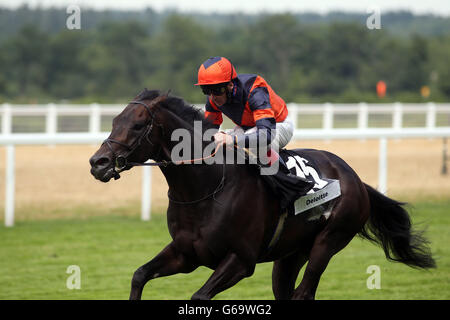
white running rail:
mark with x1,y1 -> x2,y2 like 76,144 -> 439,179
1,102 -> 450,227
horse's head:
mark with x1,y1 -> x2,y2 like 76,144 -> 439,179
89,91 -> 167,182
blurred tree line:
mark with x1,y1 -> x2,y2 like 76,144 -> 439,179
0,10 -> 449,104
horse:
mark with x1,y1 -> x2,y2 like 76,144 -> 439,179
89,89 -> 436,300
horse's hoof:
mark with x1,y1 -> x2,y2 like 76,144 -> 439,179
191,292 -> 210,300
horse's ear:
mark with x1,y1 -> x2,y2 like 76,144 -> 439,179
150,94 -> 168,107
156,90 -> 171,104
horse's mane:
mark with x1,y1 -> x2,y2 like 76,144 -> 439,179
135,89 -> 216,132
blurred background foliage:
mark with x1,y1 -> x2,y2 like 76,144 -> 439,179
0,6 -> 449,104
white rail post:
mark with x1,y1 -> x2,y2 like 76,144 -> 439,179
323,103 -> 333,143
426,102 -> 436,130
2,103 -> 12,135
141,166 -> 152,221
378,137 -> 387,195
358,102 -> 368,142
89,103 -> 101,134
393,102 -> 403,130
289,103 -> 299,129
393,102 -> 403,142
358,102 -> 368,130
323,103 -> 334,130
5,145 -> 15,227
46,103 -> 57,135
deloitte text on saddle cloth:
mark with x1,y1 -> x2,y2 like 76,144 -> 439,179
306,192 -> 329,206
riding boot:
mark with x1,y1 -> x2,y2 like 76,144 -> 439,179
257,148 -> 316,210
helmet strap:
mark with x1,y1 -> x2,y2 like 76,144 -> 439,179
226,59 -> 235,103
225,81 -> 233,103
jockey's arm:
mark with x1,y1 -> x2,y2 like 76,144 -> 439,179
236,86 -> 276,148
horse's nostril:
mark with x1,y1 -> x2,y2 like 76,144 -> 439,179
97,157 -> 110,167
90,156 -> 111,169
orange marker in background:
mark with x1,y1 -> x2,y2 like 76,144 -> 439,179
421,85 -> 430,98
377,80 -> 386,98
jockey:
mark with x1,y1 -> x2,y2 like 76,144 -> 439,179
195,56 -> 309,179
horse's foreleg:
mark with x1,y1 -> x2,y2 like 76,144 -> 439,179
129,242 -> 197,300
272,252 -> 309,300
191,252 -> 255,300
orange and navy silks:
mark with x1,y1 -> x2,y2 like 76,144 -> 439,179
204,74 -> 288,147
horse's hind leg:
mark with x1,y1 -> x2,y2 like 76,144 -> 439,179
292,228 -> 355,300
129,242 -> 197,300
272,252 -> 308,300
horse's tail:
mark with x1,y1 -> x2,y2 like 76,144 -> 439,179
359,183 -> 436,269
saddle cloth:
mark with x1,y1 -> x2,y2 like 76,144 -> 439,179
279,150 -> 341,215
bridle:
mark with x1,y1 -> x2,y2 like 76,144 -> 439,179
102,100 -> 165,180
101,98 -> 226,204
104,99 -> 224,174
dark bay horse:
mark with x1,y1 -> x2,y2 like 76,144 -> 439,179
89,89 -> 435,300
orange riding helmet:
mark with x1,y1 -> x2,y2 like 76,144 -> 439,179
195,57 -> 237,86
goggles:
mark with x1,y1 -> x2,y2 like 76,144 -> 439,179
201,84 -> 228,96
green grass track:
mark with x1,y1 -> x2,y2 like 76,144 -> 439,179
0,200 -> 449,300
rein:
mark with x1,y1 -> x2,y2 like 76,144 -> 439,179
167,162 -> 226,205
127,143 -> 223,167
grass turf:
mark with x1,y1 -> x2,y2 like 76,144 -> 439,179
0,200 -> 448,300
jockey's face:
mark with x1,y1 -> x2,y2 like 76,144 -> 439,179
210,82 -> 233,107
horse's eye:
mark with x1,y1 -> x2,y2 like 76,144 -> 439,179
132,123 -> 145,131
